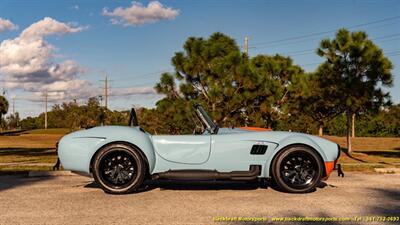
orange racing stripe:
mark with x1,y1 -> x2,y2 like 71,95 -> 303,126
239,127 -> 272,131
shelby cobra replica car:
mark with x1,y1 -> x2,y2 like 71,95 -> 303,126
58,104 -> 341,194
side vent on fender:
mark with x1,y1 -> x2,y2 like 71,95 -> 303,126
250,145 -> 268,155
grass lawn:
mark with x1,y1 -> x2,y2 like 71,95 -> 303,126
0,148 -> 56,164
0,129 -> 66,174
0,130 -> 398,173
323,136 -> 400,172
323,136 -> 400,151
0,147 -> 59,174
0,133 -> 65,149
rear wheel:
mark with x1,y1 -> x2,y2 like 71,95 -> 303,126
92,143 -> 146,194
271,146 -> 323,193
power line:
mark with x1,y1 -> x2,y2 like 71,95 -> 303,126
250,21 -> 400,51
373,33 -> 400,41
250,15 -> 400,47
111,69 -> 172,82
298,49 -> 400,68
111,82 -> 157,89
252,29 -> 400,50
279,34 -> 400,56
386,50 -> 400,56
273,34 -> 400,57
378,37 -> 400,44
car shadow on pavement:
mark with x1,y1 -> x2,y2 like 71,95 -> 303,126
152,180 -> 265,191
84,179 -> 330,194
84,179 -> 269,193
0,175 -> 55,192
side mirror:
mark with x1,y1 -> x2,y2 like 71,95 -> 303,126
128,108 -> 139,127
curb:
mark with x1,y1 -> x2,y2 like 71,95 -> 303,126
28,171 -> 76,177
374,168 -> 400,174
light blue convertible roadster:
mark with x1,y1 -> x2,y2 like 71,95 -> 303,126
58,104 -> 341,194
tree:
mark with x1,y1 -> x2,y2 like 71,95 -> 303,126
0,95 -> 9,130
289,63 -> 344,136
248,54 -> 304,128
155,32 -> 250,130
382,104 -> 400,136
352,104 -> 400,137
155,32 -> 305,132
317,29 -> 393,153
6,112 -> 20,129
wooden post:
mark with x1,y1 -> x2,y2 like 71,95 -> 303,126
319,125 -> 323,136
346,111 -> 352,154
351,113 -> 355,138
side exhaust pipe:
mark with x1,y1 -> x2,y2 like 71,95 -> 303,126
152,165 -> 261,181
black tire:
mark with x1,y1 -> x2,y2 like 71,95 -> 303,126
271,145 -> 323,193
92,143 -> 146,194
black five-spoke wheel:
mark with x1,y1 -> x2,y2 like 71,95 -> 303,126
92,144 -> 146,194
272,146 -> 323,193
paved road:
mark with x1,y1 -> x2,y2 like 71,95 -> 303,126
0,173 -> 399,225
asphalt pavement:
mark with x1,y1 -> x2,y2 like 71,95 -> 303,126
0,172 -> 399,225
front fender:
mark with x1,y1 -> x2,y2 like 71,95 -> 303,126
263,133 -> 337,177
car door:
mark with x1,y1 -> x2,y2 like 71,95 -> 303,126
152,135 -> 211,164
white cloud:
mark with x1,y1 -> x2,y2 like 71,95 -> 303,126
20,17 -> 84,39
0,18 -> 18,33
102,1 -> 179,26
0,17 -> 158,107
0,17 -> 94,101
0,38 -> 53,75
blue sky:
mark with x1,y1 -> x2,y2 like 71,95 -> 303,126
0,0 -> 399,118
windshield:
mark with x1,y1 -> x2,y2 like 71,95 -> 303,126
194,104 -> 219,134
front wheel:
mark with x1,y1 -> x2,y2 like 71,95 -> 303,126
271,146 -> 323,193
92,143 -> 146,194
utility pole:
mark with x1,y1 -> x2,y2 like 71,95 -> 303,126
12,96 -> 15,115
44,90 -> 48,130
100,75 -> 109,109
244,36 -> 249,55
105,75 -> 108,109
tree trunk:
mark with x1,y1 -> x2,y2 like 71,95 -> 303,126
318,125 -> 323,136
346,111 -> 352,154
351,113 -> 355,138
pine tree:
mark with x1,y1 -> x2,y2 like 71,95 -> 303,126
317,29 -> 393,153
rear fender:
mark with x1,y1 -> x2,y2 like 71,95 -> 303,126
90,128 -> 156,173
59,126 -> 156,174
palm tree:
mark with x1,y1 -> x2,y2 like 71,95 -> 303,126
0,96 -> 9,131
